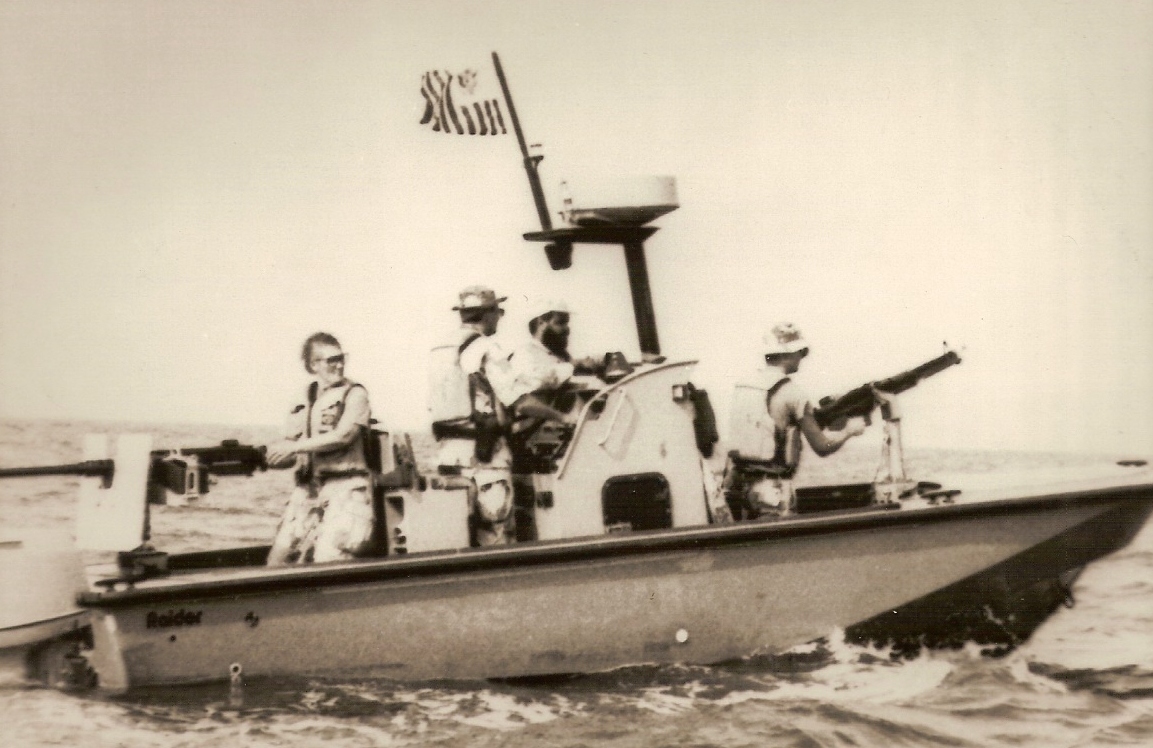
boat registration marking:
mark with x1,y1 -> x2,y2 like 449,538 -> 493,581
145,609 -> 204,629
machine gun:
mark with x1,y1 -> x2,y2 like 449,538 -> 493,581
0,439 -> 268,507
810,347 -> 961,502
147,440 -> 268,503
0,440 -> 265,487
812,348 -> 962,430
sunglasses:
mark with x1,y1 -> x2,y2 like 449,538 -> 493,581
765,348 -> 807,362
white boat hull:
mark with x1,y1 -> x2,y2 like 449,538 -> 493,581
80,475 -> 1153,691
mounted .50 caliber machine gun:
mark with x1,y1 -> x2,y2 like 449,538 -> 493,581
0,431 -> 423,571
813,347 -> 963,501
146,441 -> 268,505
0,440 -> 269,504
0,438 -> 271,580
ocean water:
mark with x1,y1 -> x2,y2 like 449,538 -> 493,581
1,418 -> 1152,747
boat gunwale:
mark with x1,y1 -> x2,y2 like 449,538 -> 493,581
77,477 -> 1153,609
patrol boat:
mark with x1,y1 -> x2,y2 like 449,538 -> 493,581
4,388 -> 1153,691
4,191 -> 1153,691
4,54 -> 1153,691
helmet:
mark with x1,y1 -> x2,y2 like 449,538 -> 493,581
763,323 -> 809,356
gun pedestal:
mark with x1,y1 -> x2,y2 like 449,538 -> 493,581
873,397 -> 916,503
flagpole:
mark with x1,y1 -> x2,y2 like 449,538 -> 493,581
491,52 -> 553,231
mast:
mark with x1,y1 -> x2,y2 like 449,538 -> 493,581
492,52 -> 551,232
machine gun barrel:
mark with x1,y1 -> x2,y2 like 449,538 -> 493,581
813,349 -> 962,429
0,459 -> 115,482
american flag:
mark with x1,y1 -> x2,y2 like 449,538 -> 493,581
420,69 -> 508,135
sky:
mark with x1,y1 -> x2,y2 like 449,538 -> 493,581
1,0 -> 1151,456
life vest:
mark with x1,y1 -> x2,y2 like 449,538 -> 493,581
728,371 -> 800,469
300,379 -> 371,479
428,331 -> 483,425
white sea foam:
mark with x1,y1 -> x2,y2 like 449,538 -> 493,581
714,656 -> 953,707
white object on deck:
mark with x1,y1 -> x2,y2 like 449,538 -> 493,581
76,434 -> 153,552
558,175 -> 679,226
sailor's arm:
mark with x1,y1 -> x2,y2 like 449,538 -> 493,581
267,388 -> 371,463
571,355 -> 603,376
267,404 -> 308,468
798,406 -> 866,457
497,348 -> 577,424
511,392 -> 571,424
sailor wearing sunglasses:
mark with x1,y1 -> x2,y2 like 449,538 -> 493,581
265,332 -> 375,565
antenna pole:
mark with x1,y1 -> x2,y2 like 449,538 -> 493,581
492,51 -> 553,231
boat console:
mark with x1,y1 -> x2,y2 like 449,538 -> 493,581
396,358 -> 717,552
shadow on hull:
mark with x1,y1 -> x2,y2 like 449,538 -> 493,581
846,499 -> 1153,657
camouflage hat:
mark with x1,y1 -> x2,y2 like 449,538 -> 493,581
763,323 -> 809,356
453,285 -> 507,311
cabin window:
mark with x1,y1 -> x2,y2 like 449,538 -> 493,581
601,473 -> 672,532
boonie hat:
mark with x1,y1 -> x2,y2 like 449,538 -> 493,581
763,322 -> 809,356
453,285 -> 507,311
525,298 -> 571,322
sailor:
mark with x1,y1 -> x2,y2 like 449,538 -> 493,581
429,286 -> 516,546
497,298 -> 600,426
493,299 -> 604,539
723,323 -> 866,519
265,332 -> 376,564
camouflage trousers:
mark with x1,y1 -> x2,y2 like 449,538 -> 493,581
267,475 -> 374,565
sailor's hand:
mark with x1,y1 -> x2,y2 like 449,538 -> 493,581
572,356 -> 602,375
827,415 -> 849,431
870,386 -> 896,406
844,417 -> 868,438
569,374 -> 603,393
870,385 -> 900,420
558,408 -> 581,426
265,441 -> 299,467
